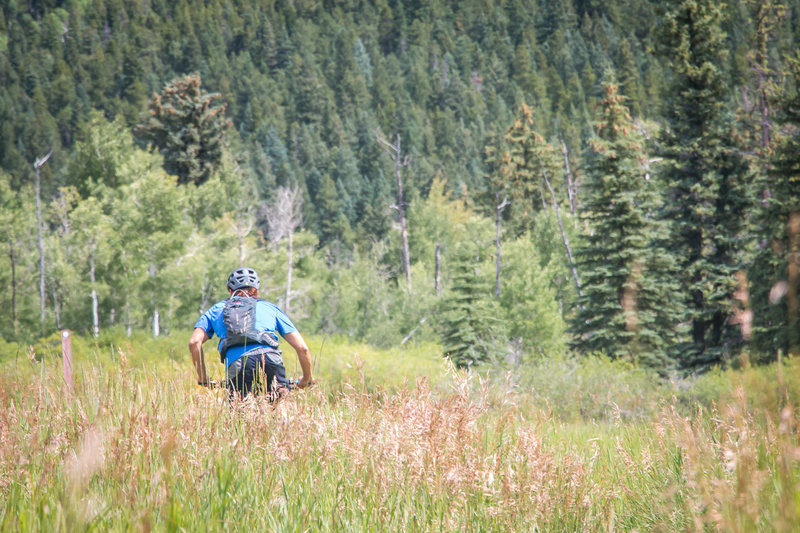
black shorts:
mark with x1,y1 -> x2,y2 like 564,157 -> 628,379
226,348 -> 293,398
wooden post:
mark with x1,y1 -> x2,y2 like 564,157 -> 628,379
61,329 -> 73,391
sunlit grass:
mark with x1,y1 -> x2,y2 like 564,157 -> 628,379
1,337 -> 799,531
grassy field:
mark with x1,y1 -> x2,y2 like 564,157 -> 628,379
1,334 -> 799,531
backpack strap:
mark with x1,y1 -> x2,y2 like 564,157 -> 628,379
219,297 -> 279,363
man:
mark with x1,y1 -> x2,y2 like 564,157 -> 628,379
189,266 -> 313,399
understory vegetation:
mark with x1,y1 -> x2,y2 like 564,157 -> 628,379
1,336 -> 799,531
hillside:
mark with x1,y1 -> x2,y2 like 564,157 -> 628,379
1,0 -> 800,372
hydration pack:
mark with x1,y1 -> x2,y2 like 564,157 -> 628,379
219,296 -> 279,362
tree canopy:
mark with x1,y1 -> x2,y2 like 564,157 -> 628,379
2,0 -> 799,372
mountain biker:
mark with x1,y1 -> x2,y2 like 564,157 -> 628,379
189,266 -> 313,399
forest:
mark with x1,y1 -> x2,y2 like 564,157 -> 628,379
1,0 -> 800,374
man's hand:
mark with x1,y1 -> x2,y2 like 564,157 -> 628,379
296,376 -> 314,389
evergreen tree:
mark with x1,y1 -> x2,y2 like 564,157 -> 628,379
571,82 -> 680,369
751,54 -> 800,359
439,242 -> 506,368
657,0 -> 754,369
134,74 -> 231,186
491,101 -> 563,236
315,173 -> 354,249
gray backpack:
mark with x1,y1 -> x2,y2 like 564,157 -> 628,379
219,296 -> 279,362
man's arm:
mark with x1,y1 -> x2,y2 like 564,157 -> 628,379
283,331 -> 313,388
189,327 -> 211,384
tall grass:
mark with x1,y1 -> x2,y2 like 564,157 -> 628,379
1,341 -> 799,531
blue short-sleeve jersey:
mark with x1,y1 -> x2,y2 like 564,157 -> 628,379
194,299 -> 298,366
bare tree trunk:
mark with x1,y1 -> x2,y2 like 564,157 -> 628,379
758,71 -> 771,150
377,132 -> 411,286
34,150 -> 52,325
561,140 -> 577,217
749,0 -> 783,152
50,281 -> 61,330
228,212 -> 255,266
435,243 -> 441,296
8,240 -> 17,329
495,196 -> 510,298
264,185 -> 303,311
89,243 -> 99,337
541,165 -> 583,299
396,143 -> 411,287
125,295 -> 132,337
401,317 -> 427,345
150,258 -> 159,337
285,229 -> 294,313
538,180 -> 548,210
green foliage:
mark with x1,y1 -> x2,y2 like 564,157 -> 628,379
134,74 -> 231,186
750,53 -> 800,359
65,111 -> 148,197
407,175 -> 472,269
1,0 -> 799,375
489,101 -> 565,236
571,82 -> 681,369
438,238 -> 507,367
657,0 -> 756,370
499,234 -> 568,358
511,353 -> 665,422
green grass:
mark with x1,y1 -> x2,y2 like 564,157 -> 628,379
1,334 -> 799,531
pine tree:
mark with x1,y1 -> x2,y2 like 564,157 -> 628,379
657,0 -> 754,369
751,54 -> 800,359
315,174 -> 354,249
571,82 -> 680,369
492,101 -> 561,236
439,243 -> 506,368
490,101 -> 583,298
134,74 -> 231,186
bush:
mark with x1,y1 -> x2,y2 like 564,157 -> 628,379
502,353 -> 667,422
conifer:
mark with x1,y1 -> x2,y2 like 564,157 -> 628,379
751,54 -> 800,358
439,244 -> 506,368
657,0 -> 754,369
571,81 -> 680,369
134,74 -> 231,186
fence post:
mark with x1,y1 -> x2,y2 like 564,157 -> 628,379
61,329 -> 73,391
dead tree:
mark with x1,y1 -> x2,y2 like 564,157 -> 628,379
226,210 -> 256,266
264,185 -> 303,312
8,240 -> 17,330
376,131 -> 412,286
495,196 -> 510,298
34,150 -> 52,325
561,140 -> 577,217
88,241 -> 100,337
541,164 -> 583,299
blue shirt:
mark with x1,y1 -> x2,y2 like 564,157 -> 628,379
194,299 -> 298,366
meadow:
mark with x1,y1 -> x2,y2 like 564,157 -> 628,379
1,333 -> 799,531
